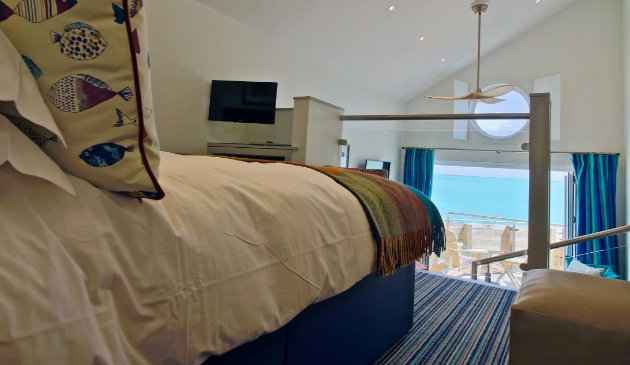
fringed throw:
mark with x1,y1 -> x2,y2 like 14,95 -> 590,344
224,158 -> 445,276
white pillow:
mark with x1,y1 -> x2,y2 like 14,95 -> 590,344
0,30 -> 65,147
566,258 -> 605,276
0,114 -> 74,195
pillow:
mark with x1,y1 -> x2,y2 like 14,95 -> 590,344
565,257 -> 605,276
0,113 -> 75,195
0,30 -> 65,147
565,257 -> 622,280
600,267 -> 622,280
0,0 -> 164,200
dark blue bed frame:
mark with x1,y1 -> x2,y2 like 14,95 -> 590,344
203,263 -> 414,365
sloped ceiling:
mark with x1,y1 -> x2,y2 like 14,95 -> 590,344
196,0 -> 578,102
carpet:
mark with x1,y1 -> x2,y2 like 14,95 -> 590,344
374,270 -> 518,365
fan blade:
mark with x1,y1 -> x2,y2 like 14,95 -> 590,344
480,85 -> 514,98
479,98 -> 505,104
425,92 -> 478,100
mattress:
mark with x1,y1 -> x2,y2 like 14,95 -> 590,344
0,152 -> 376,365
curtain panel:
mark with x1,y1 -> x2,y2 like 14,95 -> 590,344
570,153 -> 619,273
403,148 -> 435,198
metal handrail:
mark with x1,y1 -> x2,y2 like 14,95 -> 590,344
470,224 -> 630,281
442,212 -> 564,229
549,225 -> 630,249
340,113 -> 530,121
442,211 -> 529,224
442,212 -> 564,227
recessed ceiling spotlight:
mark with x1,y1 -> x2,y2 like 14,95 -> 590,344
442,58 -> 446,62
420,37 -> 425,41
388,5 -> 396,11
536,0 -> 540,2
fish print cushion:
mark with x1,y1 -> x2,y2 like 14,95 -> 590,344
0,0 -> 164,200
0,29 -> 65,147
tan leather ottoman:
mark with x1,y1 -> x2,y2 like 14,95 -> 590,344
510,269 -> 630,365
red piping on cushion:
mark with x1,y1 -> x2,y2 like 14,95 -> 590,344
123,0 -> 165,200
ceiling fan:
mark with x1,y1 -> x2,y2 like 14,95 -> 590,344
425,0 -> 514,104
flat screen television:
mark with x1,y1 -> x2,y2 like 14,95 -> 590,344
208,80 -> 278,124
365,159 -> 391,175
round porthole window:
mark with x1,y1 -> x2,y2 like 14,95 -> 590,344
471,85 -> 529,139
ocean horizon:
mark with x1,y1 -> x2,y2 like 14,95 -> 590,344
431,174 -> 565,225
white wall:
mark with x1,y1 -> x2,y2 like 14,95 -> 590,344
146,0 -> 402,154
405,0 -> 624,170
342,129 -> 402,182
405,0 -> 627,276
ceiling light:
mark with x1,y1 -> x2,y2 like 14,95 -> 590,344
388,6 -> 395,11
420,37 -> 425,41
442,59 -> 446,62
536,0 -> 540,2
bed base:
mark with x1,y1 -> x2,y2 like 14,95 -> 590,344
203,263 -> 414,365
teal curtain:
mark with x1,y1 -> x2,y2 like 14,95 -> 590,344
403,148 -> 434,198
570,153 -> 619,273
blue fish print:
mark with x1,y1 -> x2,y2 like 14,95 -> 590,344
118,190 -> 159,199
80,143 -> 134,167
112,3 -> 125,24
112,0 -> 142,24
139,191 -> 159,199
21,55 -> 43,79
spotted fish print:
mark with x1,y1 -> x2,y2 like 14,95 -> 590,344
0,0 -> 78,23
21,55 -> 42,79
51,22 -> 108,61
112,0 -> 142,24
48,74 -> 133,113
79,143 -> 134,167
113,108 -> 138,127
12,120 -> 60,147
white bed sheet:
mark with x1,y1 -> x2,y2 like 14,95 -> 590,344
0,152 -> 376,365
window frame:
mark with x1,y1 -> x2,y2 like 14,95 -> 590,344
469,84 -> 530,140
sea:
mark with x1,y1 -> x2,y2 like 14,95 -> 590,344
431,174 -> 566,225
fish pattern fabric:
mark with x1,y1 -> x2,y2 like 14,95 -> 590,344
21,55 -> 42,79
80,143 -> 134,167
11,119 -> 59,147
0,0 -> 78,23
50,22 -> 107,60
112,0 -> 141,24
48,74 -> 132,112
113,108 -> 138,127
0,0 -> 164,199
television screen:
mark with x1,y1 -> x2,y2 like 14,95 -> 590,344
208,80 -> 278,124
366,159 -> 391,174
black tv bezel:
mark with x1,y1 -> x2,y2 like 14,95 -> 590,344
208,80 -> 278,124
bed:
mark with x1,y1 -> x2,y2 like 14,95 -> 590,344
0,8 -> 443,363
0,147 -> 441,365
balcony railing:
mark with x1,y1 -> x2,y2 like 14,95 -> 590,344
470,224 -> 630,281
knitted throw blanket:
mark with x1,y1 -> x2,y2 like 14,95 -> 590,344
228,158 -> 445,276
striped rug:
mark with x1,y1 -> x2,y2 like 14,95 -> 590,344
374,271 -> 518,365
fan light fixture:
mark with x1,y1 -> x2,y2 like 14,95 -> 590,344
425,0 -> 514,104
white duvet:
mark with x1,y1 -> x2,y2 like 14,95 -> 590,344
0,152 -> 376,365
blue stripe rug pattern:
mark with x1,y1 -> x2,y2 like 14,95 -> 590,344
374,271 -> 518,365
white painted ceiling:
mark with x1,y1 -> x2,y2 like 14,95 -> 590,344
196,0 -> 578,102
